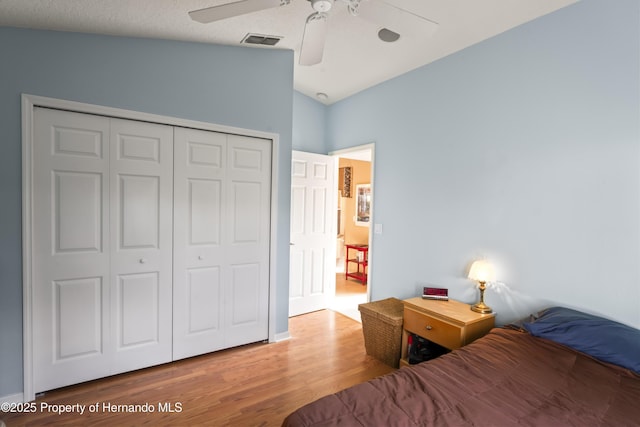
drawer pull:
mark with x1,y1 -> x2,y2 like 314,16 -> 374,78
426,325 -> 433,331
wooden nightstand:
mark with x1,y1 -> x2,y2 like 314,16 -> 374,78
400,297 -> 495,367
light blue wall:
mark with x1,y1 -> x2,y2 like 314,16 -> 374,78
292,91 -> 326,153
0,27 -> 293,398
3,0 -> 639,401
326,0 -> 640,327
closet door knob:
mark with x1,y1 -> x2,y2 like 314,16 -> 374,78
139,258 -> 146,264
198,255 -> 204,260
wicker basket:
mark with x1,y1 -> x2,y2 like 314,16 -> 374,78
358,298 -> 404,368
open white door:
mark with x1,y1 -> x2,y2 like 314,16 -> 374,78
289,151 -> 336,316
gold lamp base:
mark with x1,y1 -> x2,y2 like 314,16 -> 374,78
470,280 -> 492,314
470,301 -> 493,314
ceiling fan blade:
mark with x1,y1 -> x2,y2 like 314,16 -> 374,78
299,12 -> 328,66
189,0 -> 289,23
352,0 -> 438,37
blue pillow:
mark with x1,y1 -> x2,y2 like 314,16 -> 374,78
523,306 -> 640,374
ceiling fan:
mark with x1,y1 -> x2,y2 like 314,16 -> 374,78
189,0 -> 438,66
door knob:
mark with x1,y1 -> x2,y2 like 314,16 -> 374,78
139,258 -> 146,264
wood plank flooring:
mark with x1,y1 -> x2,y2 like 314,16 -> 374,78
332,273 -> 367,321
2,310 -> 395,427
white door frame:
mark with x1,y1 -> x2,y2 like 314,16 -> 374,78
21,94 -> 281,402
329,143 -> 375,303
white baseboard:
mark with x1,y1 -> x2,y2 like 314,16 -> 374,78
274,331 -> 291,342
0,392 -> 24,404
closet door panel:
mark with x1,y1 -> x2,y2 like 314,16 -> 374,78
229,263 -> 261,325
189,178 -> 222,245
117,272 -> 160,347
55,277 -> 103,359
118,174 -> 160,249
173,127 -> 227,360
109,118 -> 173,373
187,267 -> 222,332
32,108 -> 111,393
54,171 -> 103,253
230,181 -> 262,244
224,135 -> 271,348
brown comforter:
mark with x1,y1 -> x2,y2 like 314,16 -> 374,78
282,328 -> 640,426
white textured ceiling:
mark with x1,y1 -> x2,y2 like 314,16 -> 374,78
0,0 -> 577,104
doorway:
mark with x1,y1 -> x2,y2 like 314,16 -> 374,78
330,145 -> 374,322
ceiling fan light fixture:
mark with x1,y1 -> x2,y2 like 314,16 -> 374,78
310,0 -> 332,13
190,0 -> 437,68
378,28 -> 400,43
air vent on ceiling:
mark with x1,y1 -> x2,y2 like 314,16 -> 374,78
241,33 -> 282,46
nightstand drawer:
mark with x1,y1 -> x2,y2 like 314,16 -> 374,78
403,307 -> 462,350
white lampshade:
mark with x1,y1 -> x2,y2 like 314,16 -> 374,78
468,260 -> 495,283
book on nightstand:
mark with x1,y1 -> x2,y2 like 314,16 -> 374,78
422,287 -> 449,301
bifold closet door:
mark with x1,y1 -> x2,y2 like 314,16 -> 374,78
109,118 -> 173,374
33,108 -> 112,392
173,128 -> 272,360
32,108 -> 173,393
32,106 -> 271,392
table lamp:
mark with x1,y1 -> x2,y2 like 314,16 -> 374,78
468,260 -> 495,314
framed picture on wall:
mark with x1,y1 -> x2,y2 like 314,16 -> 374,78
339,166 -> 352,198
355,184 -> 371,226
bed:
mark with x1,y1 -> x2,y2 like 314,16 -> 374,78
282,307 -> 640,426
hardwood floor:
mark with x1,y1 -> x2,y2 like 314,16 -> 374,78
332,273 -> 367,321
2,310 -> 395,427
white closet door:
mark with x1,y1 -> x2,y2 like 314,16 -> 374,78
109,118 -> 173,373
173,130 -> 271,359
32,109 -> 174,393
33,108 -> 112,392
173,128 -> 227,359
223,134 -> 271,347
31,105 -> 270,392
